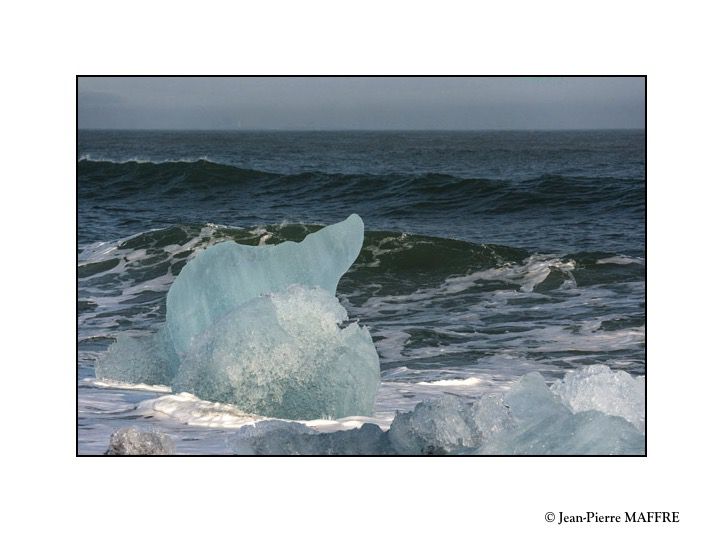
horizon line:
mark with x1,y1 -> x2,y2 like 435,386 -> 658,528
78,127 -> 646,132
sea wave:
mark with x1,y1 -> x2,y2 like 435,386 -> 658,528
77,223 -> 644,289
77,222 -> 646,376
78,158 -> 644,213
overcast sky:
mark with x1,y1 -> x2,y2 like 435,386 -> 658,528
78,77 -> 645,130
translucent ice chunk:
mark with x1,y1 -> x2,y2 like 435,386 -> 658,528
478,373 -> 644,455
388,395 -> 480,454
95,326 -> 178,386
550,365 -> 646,432
229,365 -> 644,455
231,421 -> 316,455
387,393 -> 514,455
105,427 -> 175,455
173,285 -> 380,419
231,420 -> 393,455
166,214 -> 365,355
502,372 -> 569,422
467,393 -> 515,438
385,370 -> 644,456
96,215 -> 380,420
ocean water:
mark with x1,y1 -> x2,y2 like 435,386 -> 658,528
77,130 -> 645,454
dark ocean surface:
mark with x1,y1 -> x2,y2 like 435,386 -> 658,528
77,130 -> 645,454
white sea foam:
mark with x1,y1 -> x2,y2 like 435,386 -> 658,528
373,367 -> 518,419
82,377 -> 172,393
354,275 -> 644,380
79,155 -> 213,165
135,391 -> 394,431
361,255 -> 577,327
444,255 -> 576,294
417,377 -> 484,387
373,329 -> 411,359
597,255 -> 645,265
303,414 -> 394,432
136,393 -> 265,428
521,325 -> 646,353
359,233 -> 412,268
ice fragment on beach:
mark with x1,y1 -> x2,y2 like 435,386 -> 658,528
231,421 -> 316,455
550,364 -> 646,432
223,365 -> 644,455
388,395 -> 481,454
97,214 -> 380,420
168,214 -> 379,419
387,393 -> 513,455
105,427 -> 175,455
467,393 -> 516,437
231,421 -> 393,455
478,372 -> 645,455
385,369 -> 644,455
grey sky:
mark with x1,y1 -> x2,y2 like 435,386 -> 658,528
78,77 -> 645,130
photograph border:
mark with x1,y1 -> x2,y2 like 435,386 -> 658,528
76,75 -> 647,457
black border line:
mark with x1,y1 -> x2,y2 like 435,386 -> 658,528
76,75 -> 647,457
644,75 -> 648,457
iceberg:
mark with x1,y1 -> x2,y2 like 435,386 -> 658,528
166,214 -> 365,356
96,214 -> 381,420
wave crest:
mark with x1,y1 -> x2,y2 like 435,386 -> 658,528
78,159 -> 644,214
